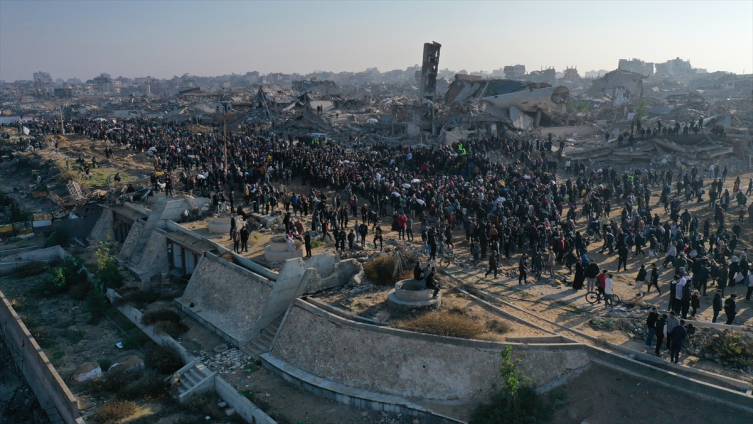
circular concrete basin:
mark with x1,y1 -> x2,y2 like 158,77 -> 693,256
208,218 -> 232,234
393,279 -> 434,301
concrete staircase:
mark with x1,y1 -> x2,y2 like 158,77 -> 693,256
167,360 -> 217,401
245,315 -> 283,359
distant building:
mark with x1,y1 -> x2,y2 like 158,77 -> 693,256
503,65 -> 526,79
618,59 -> 654,76
33,72 -> 52,84
562,67 -> 580,81
655,57 -> 693,76
53,87 -> 73,98
527,68 -> 556,83
584,70 -> 609,78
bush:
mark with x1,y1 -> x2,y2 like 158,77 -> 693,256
122,332 -> 150,350
87,368 -> 140,396
710,331 -> 753,368
44,227 -> 70,248
117,289 -> 161,308
94,242 -> 124,289
487,320 -> 512,334
154,320 -> 189,338
34,255 -> 87,297
90,400 -> 139,424
31,328 -> 55,348
85,286 -> 109,324
98,358 -> 114,372
145,344 -> 183,374
470,346 -> 552,424
141,308 -> 182,326
364,255 -> 411,286
9,262 -> 48,278
393,311 -> 485,339
69,283 -> 91,300
116,371 -> 169,401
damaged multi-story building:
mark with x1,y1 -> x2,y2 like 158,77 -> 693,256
618,58 -> 655,77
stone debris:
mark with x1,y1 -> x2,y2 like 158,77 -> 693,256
198,348 -> 255,375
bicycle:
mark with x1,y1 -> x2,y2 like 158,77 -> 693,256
585,291 -> 621,306
439,248 -> 456,268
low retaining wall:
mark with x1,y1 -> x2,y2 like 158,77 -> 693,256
215,376 -> 276,424
0,290 -> 84,424
107,289 -> 194,364
271,299 -> 589,401
0,245 -> 67,273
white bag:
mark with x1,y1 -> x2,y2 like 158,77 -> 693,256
735,272 -> 745,283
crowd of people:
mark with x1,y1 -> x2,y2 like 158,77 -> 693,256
4,117 -> 751,359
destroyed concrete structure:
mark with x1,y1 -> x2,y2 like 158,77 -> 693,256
504,64 -> 526,79
586,69 -> 644,106
619,58 -> 655,76
418,42 -> 441,102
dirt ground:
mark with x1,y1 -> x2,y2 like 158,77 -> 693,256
548,361 -> 747,424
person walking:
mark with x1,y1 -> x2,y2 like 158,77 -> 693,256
617,244 -> 629,272
518,254 -> 529,285
724,294 -> 738,324
645,307 -> 659,349
690,290 -> 701,318
635,264 -> 647,297
712,289 -> 723,323
646,263 -> 661,294
669,320 -> 688,364
486,252 -> 498,279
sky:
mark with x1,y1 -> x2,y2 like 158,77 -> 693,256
1,1 -> 752,82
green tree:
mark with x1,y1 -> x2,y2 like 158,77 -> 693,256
470,346 -> 552,424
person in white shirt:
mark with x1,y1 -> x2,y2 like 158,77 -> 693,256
604,274 -> 614,308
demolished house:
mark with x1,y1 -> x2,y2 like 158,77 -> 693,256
586,69 -> 644,106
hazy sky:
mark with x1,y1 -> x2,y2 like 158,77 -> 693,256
1,1 -> 751,81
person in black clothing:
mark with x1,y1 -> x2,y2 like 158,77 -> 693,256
359,222 -> 368,247
485,252 -> 498,278
680,282 -> 691,319
518,254 -> 529,285
304,232 -> 312,257
425,266 -> 440,298
617,244 -> 629,272
646,263 -> 661,294
414,262 -> 424,280
347,230 -> 355,250
645,307 -> 659,348
724,294 -> 737,324
654,314 -> 667,356
240,225 -> 250,252
669,319 -> 688,364
712,289 -> 723,323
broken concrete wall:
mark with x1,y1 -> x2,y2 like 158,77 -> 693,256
298,251 -> 362,294
480,86 -> 569,113
177,252 -> 273,345
0,246 -> 67,273
271,300 -> 590,401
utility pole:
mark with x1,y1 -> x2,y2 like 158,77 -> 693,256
60,100 -> 65,135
